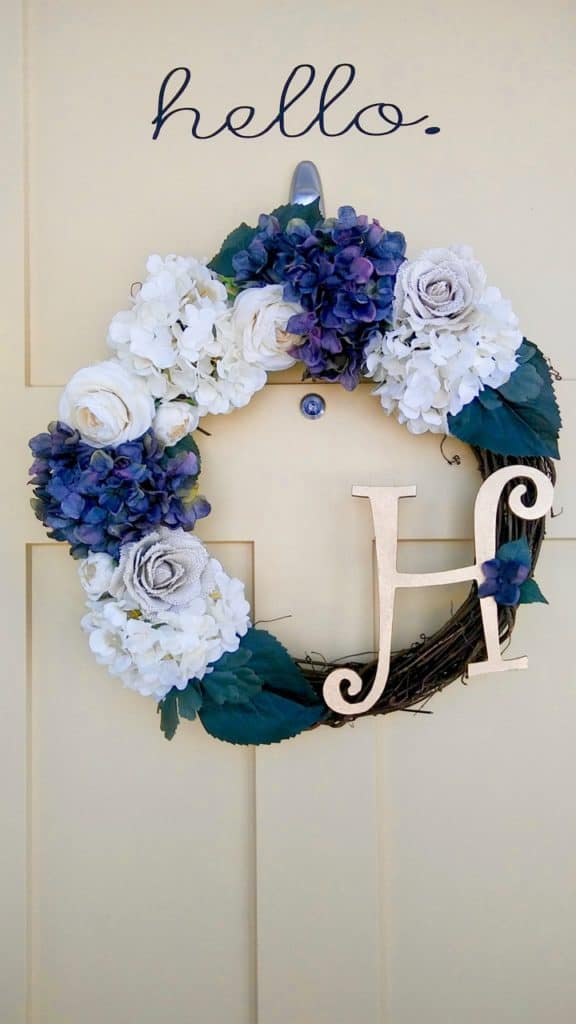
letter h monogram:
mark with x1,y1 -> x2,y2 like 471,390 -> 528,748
323,466 -> 554,715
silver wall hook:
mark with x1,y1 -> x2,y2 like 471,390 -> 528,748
289,161 -> 324,216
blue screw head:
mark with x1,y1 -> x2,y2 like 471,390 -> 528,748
300,393 -> 326,420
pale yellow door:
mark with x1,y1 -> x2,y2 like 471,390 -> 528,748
2,2 -> 575,1023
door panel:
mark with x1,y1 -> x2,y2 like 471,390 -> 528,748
3,1 -> 576,1022
379,541 -> 576,1024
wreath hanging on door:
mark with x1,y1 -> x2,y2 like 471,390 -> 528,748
28,200 -> 560,745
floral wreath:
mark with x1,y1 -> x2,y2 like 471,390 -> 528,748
29,198 -> 561,745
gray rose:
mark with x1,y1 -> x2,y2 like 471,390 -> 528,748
395,246 -> 487,331
110,527 -> 210,614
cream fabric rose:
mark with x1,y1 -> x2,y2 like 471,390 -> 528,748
78,553 -> 116,600
59,360 -> 155,447
395,247 -> 487,332
153,400 -> 199,446
110,527 -> 211,615
232,284 -> 303,371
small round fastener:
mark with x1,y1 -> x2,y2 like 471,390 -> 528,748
300,393 -> 325,420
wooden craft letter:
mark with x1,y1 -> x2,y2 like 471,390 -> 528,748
323,466 -> 554,716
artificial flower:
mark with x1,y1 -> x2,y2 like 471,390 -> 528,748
478,557 -> 530,606
364,248 -> 523,434
78,552 -> 116,600
107,254 -> 267,416
59,360 -> 155,447
153,400 -> 199,445
231,206 -> 406,388
110,527 -> 211,615
232,284 -> 302,371
28,423 -> 210,559
394,246 -> 486,332
81,552 -> 251,700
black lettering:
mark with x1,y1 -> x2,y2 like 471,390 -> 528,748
225,106 -> 257,136
151,64 -> 437,143
151,66 -> 227,140
317,63 -> 357,136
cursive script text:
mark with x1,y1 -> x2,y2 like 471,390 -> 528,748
151,63 -> 440,141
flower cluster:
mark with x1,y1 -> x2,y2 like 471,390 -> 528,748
478,555 -> 529,606
231,206 -> 406,388
364,247 -> 523,434
107,253 -> 278,416
79,529 -> 250,699
29,423 -> 210,559
28,241 -> 316,714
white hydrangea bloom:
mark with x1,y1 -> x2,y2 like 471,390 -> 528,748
81,540 -> 251,701
107,254 -> 267,419
364,247 -> 523,435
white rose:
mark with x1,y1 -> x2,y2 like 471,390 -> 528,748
153,401 -> 199,446
59,360 -> 155,447
232,284 -> 303,371
395,247 -> 487,332
78,552 -> 116,600
110,527 -> 212,615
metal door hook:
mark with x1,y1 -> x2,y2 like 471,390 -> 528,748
290,161 -> 324,216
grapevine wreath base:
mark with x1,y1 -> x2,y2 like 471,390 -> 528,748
28,193 -> 561,746
299,450 -> 557,727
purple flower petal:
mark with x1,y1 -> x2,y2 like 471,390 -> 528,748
478,579 -> 498,599
481,559 -> 501,579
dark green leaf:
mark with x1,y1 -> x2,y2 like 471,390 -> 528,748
177,683 -> 203,720
202,666 -> 262,706
239,628 -> 320,703
211,646 -> 253,672
496,537 -> 531,567
498,362 -> 542,403
199,688 -> 326,746
448,340 -> 561,458
477,388 -> 502,410
158,689 -> 179,740
519,577 -> 548,604
268,199 -> 322,231
164,433 -> 201,461
208,221 -> 258,277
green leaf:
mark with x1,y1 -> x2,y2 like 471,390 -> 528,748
199,689 -> 326,746
163,432 -> 201,461
268,199 -> 322,231
211,646 -> 253,672
158,689 -> 179,740
198,628 -> 327,744
208,221 -> 257,278
496,537 -> 531,567
519,577 -> 548,604
497,362 -> 542,403
159,629 -> 328,744
477,388 -> 502,410
448,340 -> 561,458
202,666 -> 262,706
239,628 -> 320,703
177,683 -> 203,720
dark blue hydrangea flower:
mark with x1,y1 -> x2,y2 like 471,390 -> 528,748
232,206 -> 406,389
478,557 -> 530,606
28,422 -> 211,560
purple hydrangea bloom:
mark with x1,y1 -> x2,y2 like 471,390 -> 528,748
232,206 -> 406,389
28,422 -> 211,560
478,557 -> 530,606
